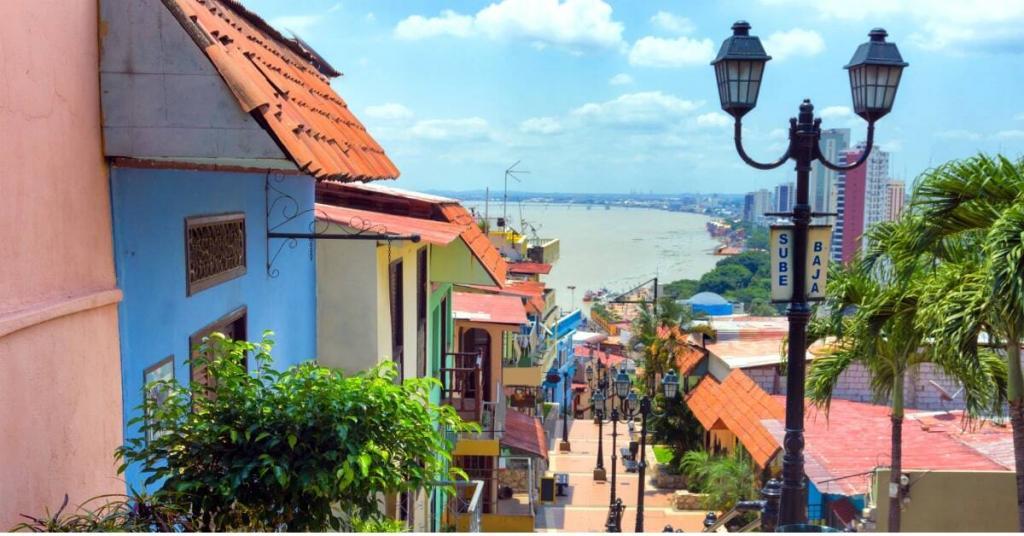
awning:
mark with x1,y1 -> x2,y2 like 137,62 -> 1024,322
452,291 -> 528,325
315,203 -> 463,245
501,410 -> 548,460
508,262 -> 552,275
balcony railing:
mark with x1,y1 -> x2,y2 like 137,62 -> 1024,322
440,351 -> 484,423
437,479 -> 484,532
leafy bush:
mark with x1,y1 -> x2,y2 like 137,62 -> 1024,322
11,493 -> 191,532
116,332 -> 473,531
679,449 -> 757,512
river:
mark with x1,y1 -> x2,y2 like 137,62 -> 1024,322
462,202 -> 722,311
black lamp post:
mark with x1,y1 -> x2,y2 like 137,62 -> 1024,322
711,22 -> 906,526
560,368 -> 572,452
633,370 -> 680,532
592,386 -> 607,481
602,369 -> 633,533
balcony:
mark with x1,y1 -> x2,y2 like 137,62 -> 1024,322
440,351 -> 485,423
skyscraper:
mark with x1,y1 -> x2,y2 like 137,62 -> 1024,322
743,189 -> 773,226
886,180 -> 906,221
831,143 -> 890,263
811,128 -> 850,224
774,182 -> 795,213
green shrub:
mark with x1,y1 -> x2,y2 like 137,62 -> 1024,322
116,332 -> 474,531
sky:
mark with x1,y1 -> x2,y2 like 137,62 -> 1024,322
245,0 -> 1024,194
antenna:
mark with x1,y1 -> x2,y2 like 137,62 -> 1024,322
503,161 -> 529,229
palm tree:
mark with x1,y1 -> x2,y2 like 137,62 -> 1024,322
910,154 -> 1024,529
806,217 -> 1006,532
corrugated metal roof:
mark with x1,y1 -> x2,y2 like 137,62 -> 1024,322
166,0 -> 398,181
452,291 -> 528,326
502,410 -> 548,461
315,203 -> 463,245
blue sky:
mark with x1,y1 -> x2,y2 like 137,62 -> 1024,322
246,0 -> 1024,194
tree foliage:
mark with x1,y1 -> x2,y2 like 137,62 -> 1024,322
116,332 -> 472,531
679,450 -> 757,512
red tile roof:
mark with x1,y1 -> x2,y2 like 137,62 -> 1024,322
675,345 -> 705,377
315,203 -> 463,245
452,291 -> 527,326
502,410 -> 548,460
764,396 -> 1013,496
508,262 -> 552,275
440,205 -> 508,287
685,371 -> 785,468
169,0 -> 398,181
574,346 -> 625,367
459,282 -> 546,316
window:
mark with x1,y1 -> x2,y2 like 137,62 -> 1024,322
185,213 -> 246,295
189,307 -> 247,399
143,356 -> 174,442
416,249 -> 428,379
389,260 -> 404,380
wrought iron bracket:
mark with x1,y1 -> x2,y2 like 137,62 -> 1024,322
264,174 -> 420,278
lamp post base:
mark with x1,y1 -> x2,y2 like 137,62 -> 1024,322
593,467 -> 607,481
559,440 -> 572,452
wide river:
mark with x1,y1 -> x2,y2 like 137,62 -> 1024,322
463,202 -> 721,311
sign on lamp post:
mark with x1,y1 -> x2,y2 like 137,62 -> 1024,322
770,225 -> 832,302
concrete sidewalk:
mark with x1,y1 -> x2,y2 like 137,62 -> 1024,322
536,417 -> 707,532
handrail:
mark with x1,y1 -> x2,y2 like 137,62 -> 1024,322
704,500 -> 765,532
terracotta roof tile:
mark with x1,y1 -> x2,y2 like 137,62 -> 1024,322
684,370 -> 784,468
440,205 -> 508,287
574,346 -> 626,367
452,291 -> 527,326
508,262 -> 552,275
169,0 -> 398,181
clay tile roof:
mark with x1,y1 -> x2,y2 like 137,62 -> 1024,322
764,397 -> 1014,496
501,410 -> 548,460
167,0 -> 398,182
675,345 -> 705,377
452,291 -> 528,326
315,203 -> 462,245
508,262 -> 552,275
685,370 -> 784,468
439,205 -> 508,287
573,346 -> 625,367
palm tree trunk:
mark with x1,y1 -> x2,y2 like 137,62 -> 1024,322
888,373 -> 904,533
1006,342 -> 1024,531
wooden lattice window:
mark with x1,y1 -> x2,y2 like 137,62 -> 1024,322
185,213 -> 246,295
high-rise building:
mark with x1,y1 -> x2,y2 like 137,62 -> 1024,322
831,143 -> 890,262
886,180 -> 905,221
774,182 -> 795,213
743,189 -> 773,226
811,128 -> 850,224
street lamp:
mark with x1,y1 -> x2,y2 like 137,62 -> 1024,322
633,370 -> 680,532
592,387 -> 607,481
711,22 -> 906,527
560,368 -> 572,452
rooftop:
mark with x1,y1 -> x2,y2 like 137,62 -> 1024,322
441,205 -> 508,287
167,0 -> 397,181
686,370 -> 784,468
315,203 -> 462,245
508,262 -> 553,275
501,410 -> 548,461
452,291 -> 527,326
763,397 -> 1013,496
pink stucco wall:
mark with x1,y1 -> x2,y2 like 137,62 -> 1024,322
0,0 -> 124,527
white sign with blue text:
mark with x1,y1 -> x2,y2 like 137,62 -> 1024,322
769,225 -> 832,303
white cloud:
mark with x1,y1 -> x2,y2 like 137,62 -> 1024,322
1015,113 -> 1024,121
757,0 -> 1024,54
696,112 -> 731,128
409,118 -> 491,141
364,103 -> 414,121
394,0 -> 625,50
769,128 -> 788,140
936,129 -> 982,140
819,106 -> 851,119
394,10 -> 474,40
880,139 -> 903,152
650,12 -> 695,35
366,12 -> 376,22
571,91 -> 703,126
269,3 -> 341,34
628,36 -> 715,68
995,130 -> 1024,139
762,28 -> 825,60
520,116 -> 564,134
609,73 -> 634,85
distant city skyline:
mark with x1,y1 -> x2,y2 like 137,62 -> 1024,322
245,0 -> 1024,193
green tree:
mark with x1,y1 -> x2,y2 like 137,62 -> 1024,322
806,217 -> 1006,532
746,227 -> 770,250
698,264 -> 752,295
664,278 -> 700,300
117,332 -> 472,531
717,251 -> 769,277
680,450 -> 757,514
909,154 -> 1024,529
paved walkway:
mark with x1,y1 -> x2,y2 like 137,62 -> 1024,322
536,417 -> 707,532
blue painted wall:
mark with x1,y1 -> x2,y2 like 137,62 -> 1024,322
110,167 -> 317,491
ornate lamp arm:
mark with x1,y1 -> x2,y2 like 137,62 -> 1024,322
815,120 -> 876,171
735,118 -> 791,170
